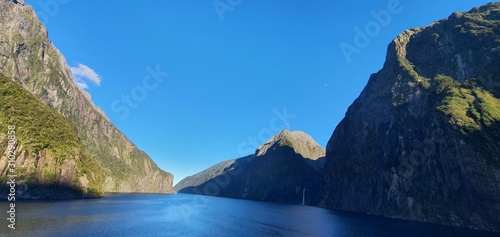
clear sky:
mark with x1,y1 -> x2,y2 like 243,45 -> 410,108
25,0 -> 492,185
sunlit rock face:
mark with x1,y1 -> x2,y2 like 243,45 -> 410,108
0,0 -> 174,195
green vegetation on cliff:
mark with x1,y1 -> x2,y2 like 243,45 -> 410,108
0,73 -> 104,198
0,0 -> 173,194
320,2 -> 500,232
0,75 -> 79,157
435,75 -> 500,133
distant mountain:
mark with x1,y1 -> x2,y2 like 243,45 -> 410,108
318,3 -> 500,232
0,0 -> 173,196
175,130 -> 325,204
0,73 -> 103,198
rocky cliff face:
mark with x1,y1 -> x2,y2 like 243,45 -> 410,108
319,3 -> 500,231
175,130 -> 325,204
0,74 -> 104,198
0,0 -> 173,194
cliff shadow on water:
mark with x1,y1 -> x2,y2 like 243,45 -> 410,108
0,183 -> 100,200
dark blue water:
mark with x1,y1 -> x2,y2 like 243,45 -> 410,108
0,193 -> 496,237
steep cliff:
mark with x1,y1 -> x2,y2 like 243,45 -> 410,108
320,3 -> 500,231
176,130 -> 325,204
0,0 -> 173,194
0,73 -> 104,198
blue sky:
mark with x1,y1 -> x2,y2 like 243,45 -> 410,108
26,0 -> 492,184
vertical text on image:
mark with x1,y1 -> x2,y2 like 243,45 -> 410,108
6,125 -> 17,230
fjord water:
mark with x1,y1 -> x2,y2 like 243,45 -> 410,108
2,194 -> 496,237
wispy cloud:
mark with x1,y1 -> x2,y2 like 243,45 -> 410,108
71,63 -> 101,89
76,81 -> 89,89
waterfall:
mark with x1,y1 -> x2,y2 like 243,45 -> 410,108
302,188 -> 305,205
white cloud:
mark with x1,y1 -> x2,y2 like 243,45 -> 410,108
70,63 -> 101,89
76,81 -> 89,89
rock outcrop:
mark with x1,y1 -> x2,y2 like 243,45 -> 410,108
0,0 -> 173,195
175,130 -> 325,204
319,3 -> 500,232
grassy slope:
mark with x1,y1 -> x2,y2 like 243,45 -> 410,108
0,73 -> 104,198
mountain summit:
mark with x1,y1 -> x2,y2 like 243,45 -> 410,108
175,130 -> 325,204
256,130 -> 325,160
318,3 -> 500,231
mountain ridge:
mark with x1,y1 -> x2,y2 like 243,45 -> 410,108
318,2 -> 500,231
175,130 -> 325,204
0,0 -> 173,195
256,129 -> 325,160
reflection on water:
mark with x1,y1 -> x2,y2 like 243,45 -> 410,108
0,193 -> 497,237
